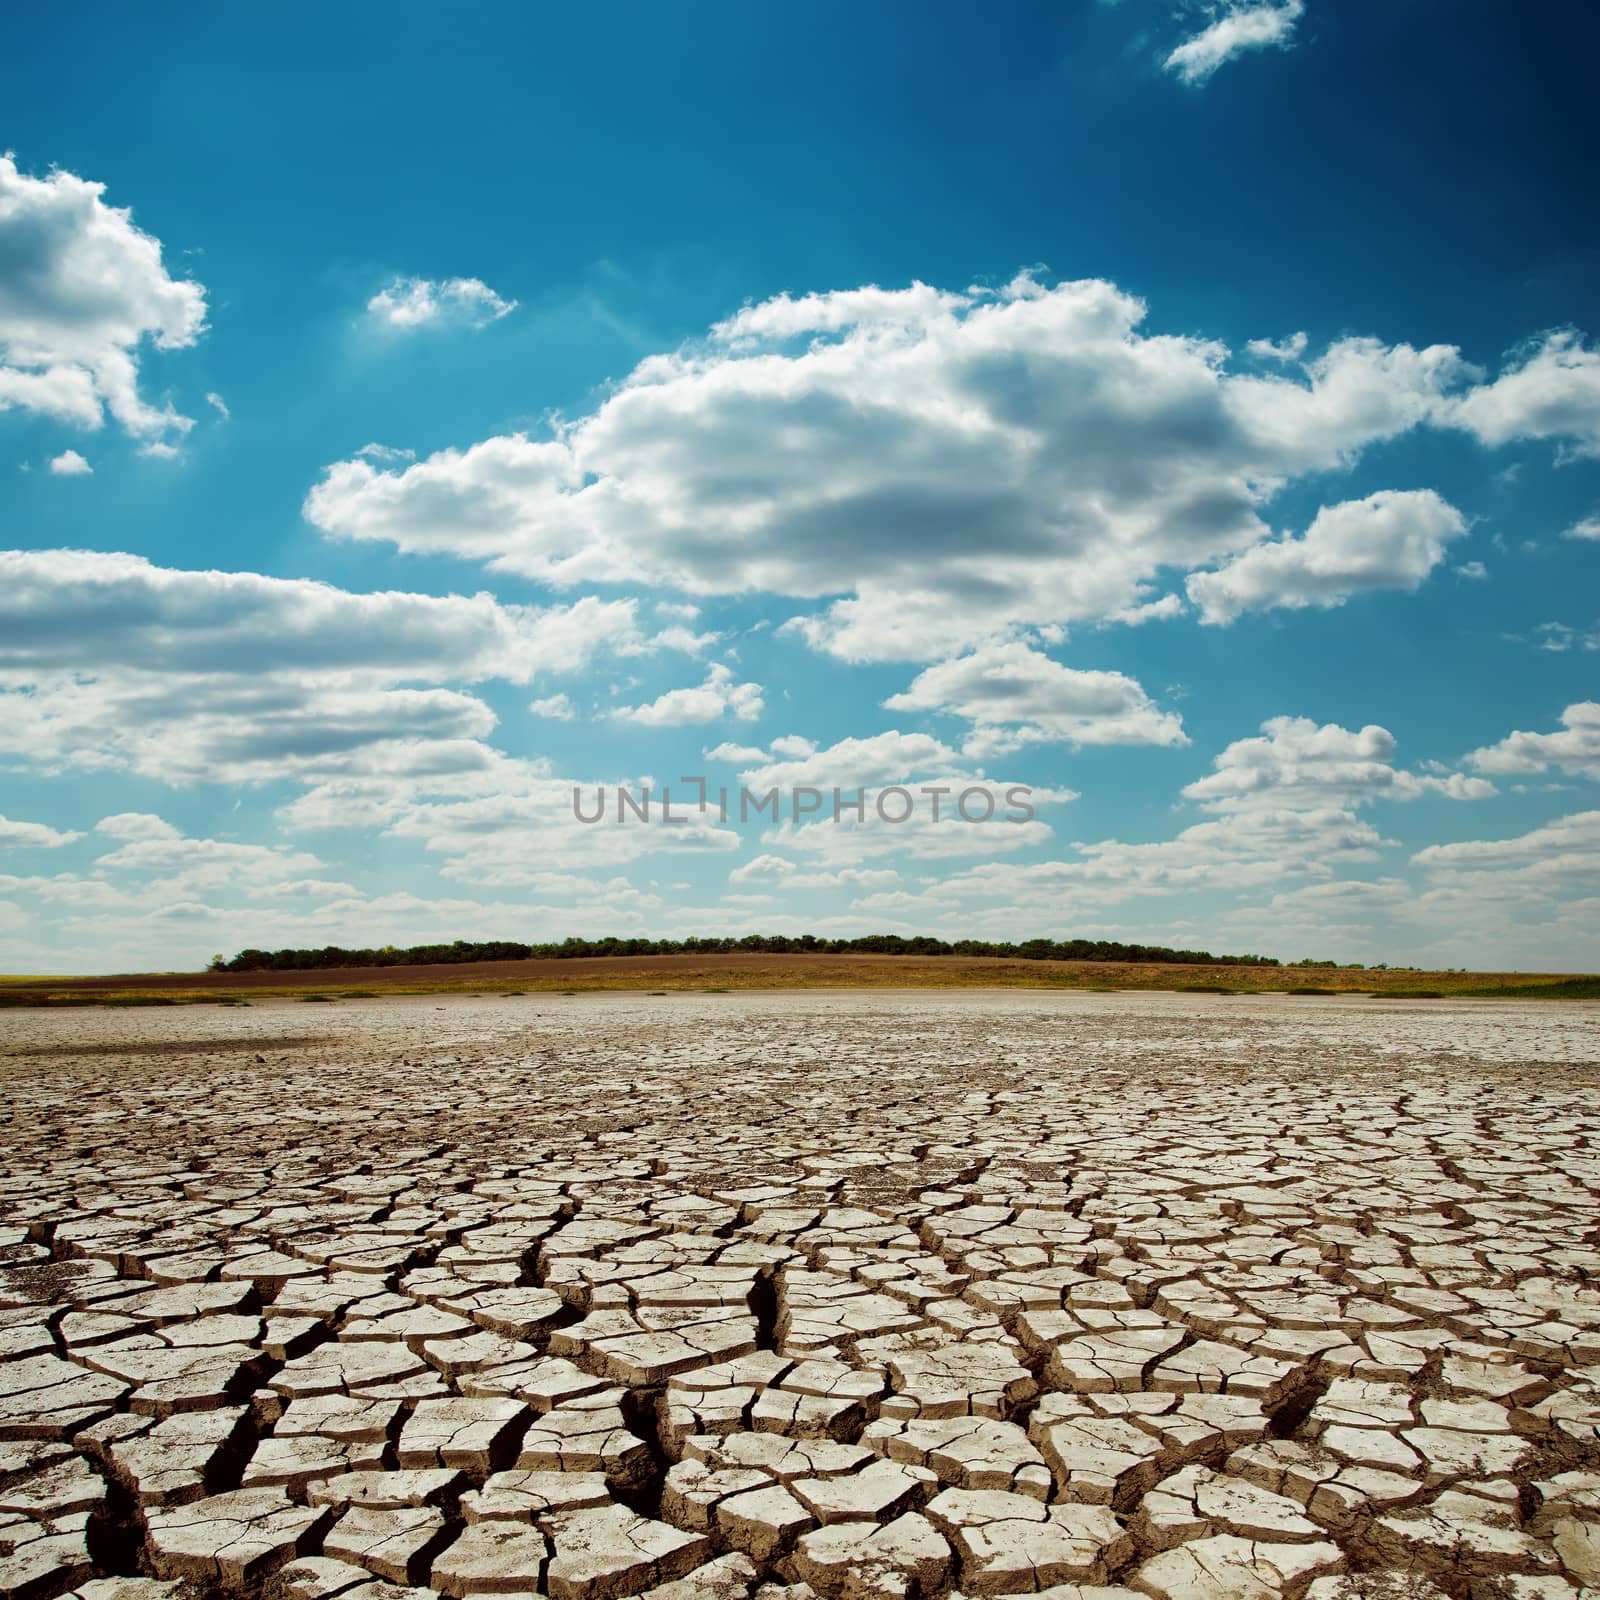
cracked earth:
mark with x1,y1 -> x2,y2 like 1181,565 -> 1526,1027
1,989 -> 1598,1600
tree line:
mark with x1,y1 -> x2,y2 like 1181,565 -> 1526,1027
211,934 -> 1281,972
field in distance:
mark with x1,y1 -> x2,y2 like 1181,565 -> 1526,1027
1,949 -> 1596,1005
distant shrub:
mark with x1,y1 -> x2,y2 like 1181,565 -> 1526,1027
214,933 -> 1284,973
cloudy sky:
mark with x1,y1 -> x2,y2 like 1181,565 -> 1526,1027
2,1 -> 1597,974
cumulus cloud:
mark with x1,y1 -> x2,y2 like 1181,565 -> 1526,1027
705,742 -> 771,765
612,664 -> 763,727
47,449 -> 91,476
0,808 -> 709,970
92,827 -> 323,888
884,640 -> 1185,756
1448,331 -> 1600,459
1467,702 -> 1600,782
731,731 -> 964,793
1248,332 -> 1309,363
1186,490 -> 1468,624
1182,716 -> 1495,811
935,806 -> 1386,915
96,812 -> 182,841
1222,876 -> 1411,943
306,272 -> 1478,661
529,693 -> 576,721
367,276 -> 516,330
0,155 -> 205,443
0,813 -> 82,848
737,730 -> 1068,863
0,674 -> 502,787
1164,1 -> 1304,86
773,808 -> 1055,865
0,549 -> 650,683
803,714 -> 1527,951
1565,514 -> 1600,541
915,720 -> 1497,934
1412,810 -> 1600,884
281,752 -> 740,884
0,549 -> 678,783
728,854 -> 898,889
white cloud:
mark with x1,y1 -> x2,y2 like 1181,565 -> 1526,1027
47,449 -> 91,476
851,888 -> 958,914
1247,332 -> 1308,363
1455,559 -> 1488,581
1467,702 -> 1600,782
0,549 -> 648,684
205,391 -> 229,420
738,730 -> 1068,863
648,624 -> 719,655
1448,331 -> 1600,459
612,664 -> 763,727
1413,810 -> 1600,884
0,155 -> 205,443
727,855 -> 791,882
0,549 -> 666,783
0,843 -> 699,971
305,272 -> 1476,661
728,854 -> 898,889
96,812 -> 182,841
1527,621 -> 1600,655
0,813 -> 82,848
1565,514 -> 1600,541
367,276 -> 516,331
732,731 -> 962,792
1164,1 -> 1304,86
93,828 -> 322,889
281,753 -> 740,884
934,806 -> 1386,913
1186,490 -> 1468,624
1220,876 -> 1412,947
884,640 -> 1185,755
0,816 -> 325,941
773,807 -> 1056,864
705,742 -> 769,765
1183,716 -> 1495,811
529,693 -> 576,721
0,675 -> 502,787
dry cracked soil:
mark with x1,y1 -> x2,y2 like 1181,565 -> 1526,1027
1,989 -> 1598,1600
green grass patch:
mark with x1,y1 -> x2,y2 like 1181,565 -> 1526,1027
1459,977 -> 1600,1001
0,992 -> 185,1008
1176,983 -> 1235,994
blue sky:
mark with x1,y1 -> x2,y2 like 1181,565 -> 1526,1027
2,0 -> 1598,974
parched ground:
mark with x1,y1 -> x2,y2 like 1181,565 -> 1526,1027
1,989 -> 1598,1600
